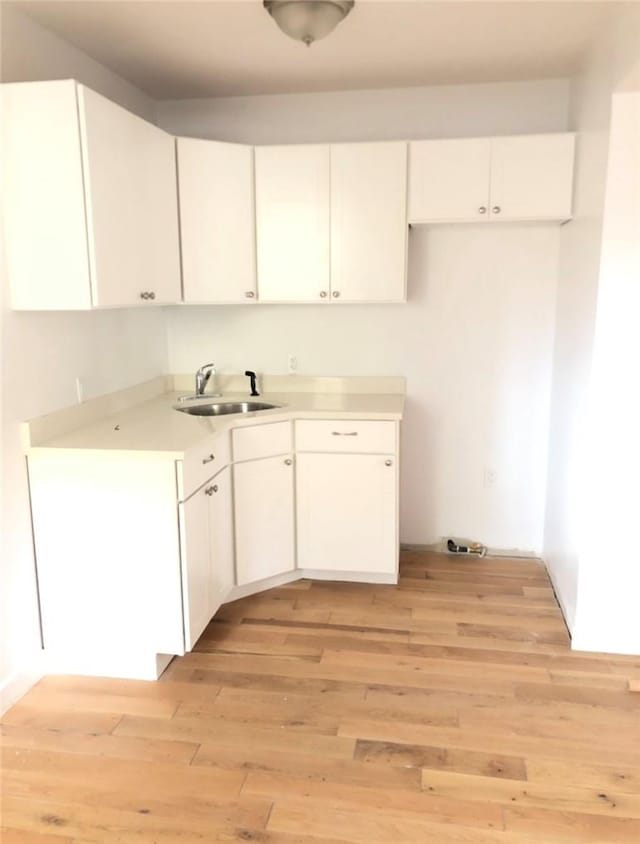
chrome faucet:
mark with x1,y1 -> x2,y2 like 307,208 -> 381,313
195,363 -> 219,397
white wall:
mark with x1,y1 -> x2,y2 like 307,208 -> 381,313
160,79 -> 568,553
0,8 -> 167,711
158,78 -> 569,144
544,5 -> 640,637
575,89 -> 640,654
0,4 -> 156,121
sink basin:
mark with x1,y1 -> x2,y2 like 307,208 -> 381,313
175,400 -> 280,417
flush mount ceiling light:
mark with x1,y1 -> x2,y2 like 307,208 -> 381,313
264,1 -> 355,47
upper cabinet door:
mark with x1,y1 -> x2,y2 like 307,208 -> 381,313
255,145 -> 330,303
2,80 -> 92,310
330,142 -> 408,303
177,138 -> 256,304
489,134 -> 575,221
78,86 -> 181,307
408,138 -> 491,223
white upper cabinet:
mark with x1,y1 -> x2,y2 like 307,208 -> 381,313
489,134 -> 575,221
255,144 -> 331,303
2,80 -> 181,310
79,87 -> 181,307
408,134 -> 575,224
330,142 -> 408,303
177,138 -> 257,303
409,138 -> 491,223
2,81 -> 93,310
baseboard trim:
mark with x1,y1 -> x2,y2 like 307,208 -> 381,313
401,542 -> 541,560
0,664 -> 44,715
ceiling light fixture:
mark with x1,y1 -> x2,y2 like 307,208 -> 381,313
264,1 -> 355,47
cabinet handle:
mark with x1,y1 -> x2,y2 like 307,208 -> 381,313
149,291 -> 156,300
492,206 -> 501,214
385,459 -> 393,467
245,291 -> 255,298
284,458 -> 293,465
332,431 -> 358,436
332,291 -> 341,298
205,485 -> 214,496
478,206 -> 487,214
319,291 -> 328,298
202,453 -> 215,464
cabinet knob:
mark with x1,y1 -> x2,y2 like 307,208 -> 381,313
332,291 -> 341,299
205,485 -> 214,496
478,206 -> 487,215
212,484 -> 218,493
140,291 -> 149,300
202,454 -> 215,465
385,459 -> 393,467
319,291 -> 328,298
284,458 -> 293,466
245,291 -> 255,298
492,206 -> 501,214
149,291 -> 156,300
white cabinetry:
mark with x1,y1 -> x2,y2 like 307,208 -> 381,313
179,465 -> 234,649
489,134 -> 575,221
255,142 -> 407,303
408,134 -> 575,223
27,452 -> 185,677
330,142 -> 407,303
79,86 -> 181,306
295,420 -> 399,578
408,138 -> 491,223
233,422 -> 296,585
255,144 -> 331,303
2,80 -> 181,310
177,138 -> 257,303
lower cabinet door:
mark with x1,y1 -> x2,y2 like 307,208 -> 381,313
234,454 -> 296,585
296,453 -> 398,575
208,465 -> 235,609
180,467 -> 236,651
179,484 -> 213,650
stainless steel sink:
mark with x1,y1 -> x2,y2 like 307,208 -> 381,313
174,400 -> 280,417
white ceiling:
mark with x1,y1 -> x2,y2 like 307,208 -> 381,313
4,0 -> 628,99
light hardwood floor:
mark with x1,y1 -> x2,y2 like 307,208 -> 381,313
2,550 -> 640,843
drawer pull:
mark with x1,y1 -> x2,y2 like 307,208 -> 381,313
205,485 -> 214,496
202,453 -> 215,464
284,458 -> 293,466
385,459 -> 393,467
331,431 -> 358,436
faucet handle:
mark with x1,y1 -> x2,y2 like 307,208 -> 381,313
244,370 -> 260,397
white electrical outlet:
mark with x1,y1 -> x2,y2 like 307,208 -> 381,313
287,354 -> 298,374
484,467 -> 497,487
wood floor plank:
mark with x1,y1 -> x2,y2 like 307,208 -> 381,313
503,804 -> 640,843
2,549 -> 638,843
421,767 -> 640,818
114,712 -> 357,759
242,769 -> 505,830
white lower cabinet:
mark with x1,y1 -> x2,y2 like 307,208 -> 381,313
234,454 -> 296,585
296,452 -> 398,576
26,413 -> 400,680
179,465 -> 234,650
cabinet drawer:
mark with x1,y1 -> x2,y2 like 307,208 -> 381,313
180,431 -> 231,500
295,420 -> 397,454
233,421 -> 292,463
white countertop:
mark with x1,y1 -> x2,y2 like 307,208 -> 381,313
27,381 -> 404,459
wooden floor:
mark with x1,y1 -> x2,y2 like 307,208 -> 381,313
3,551 -> 640,843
